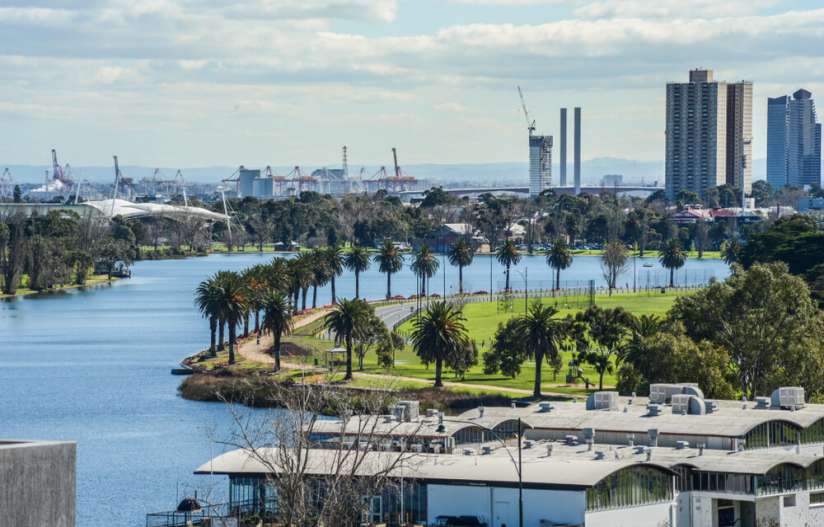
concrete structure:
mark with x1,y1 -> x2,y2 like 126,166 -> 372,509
666,69 -> 753,200
0,200 -> 227,222
768,89 -> 822,188
560,108 -> 568,187
574,107 -> 582,195
237,167 -> 259,198
0,440 -> 76,527
528,134 -> 553,197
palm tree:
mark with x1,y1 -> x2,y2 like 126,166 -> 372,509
325,246 -> 344,304
447,238 -> 474,295
514,303 -> 568,397
194,274 -> 221,356
410,301 -> 469,388
659,239 -> 687,287
496,239 -> 521,291
213,271 -> 247,365
290,253 -> 313,310
374,240 -> 403,299
343,245 -> 371,299
309,248 -> 330,309
723,239 -> 741,265
546,238 -> 573,291
411,244 -> 439,297
262,290 -> 293,371
323,298 -> 370,380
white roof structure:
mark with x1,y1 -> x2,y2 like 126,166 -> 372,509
195,447 -> 673,488
83,199 -> 228,221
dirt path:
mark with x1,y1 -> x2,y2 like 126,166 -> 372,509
237,308 -> 330,364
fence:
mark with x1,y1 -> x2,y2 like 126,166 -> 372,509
146,498 -> 277,527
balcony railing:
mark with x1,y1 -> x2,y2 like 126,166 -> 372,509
146,498 -> 277,527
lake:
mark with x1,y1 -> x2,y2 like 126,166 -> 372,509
0,253 -> 729,525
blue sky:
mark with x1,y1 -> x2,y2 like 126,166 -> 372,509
2,0 -> 824,169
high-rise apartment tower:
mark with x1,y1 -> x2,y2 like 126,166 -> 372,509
529,135 -> 553,197
665,69 -> 753,200
768,89 -> 822,188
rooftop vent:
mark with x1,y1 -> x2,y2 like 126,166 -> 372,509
649,383 -> 701,404
586,391 -> 619,411
426,408 -> 438,418
538,401 -> 554,413
772,387 -> 806,410
481,445 -> 492,455
705,400 -> 719,414
755,397 -> 771,409
594,451 -> 607,460
523,440 -> 534,449
647,403 -> 662,416
671,394 -> 706,415
462,448 -> 476,456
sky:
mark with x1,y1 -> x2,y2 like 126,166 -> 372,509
2,0 -> 824,169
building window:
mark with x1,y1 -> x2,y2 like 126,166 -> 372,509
586,466 -> 673,511
783,495 -> 796,507
810,492 -> 824,506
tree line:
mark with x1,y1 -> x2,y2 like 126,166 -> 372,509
0,211 -> 134,295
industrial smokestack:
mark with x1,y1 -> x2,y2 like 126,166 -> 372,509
574,107 -> 581,195
560,108 -> 568,187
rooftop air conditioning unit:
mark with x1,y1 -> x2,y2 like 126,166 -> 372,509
481,446 -> 492,455
586,391 -> 619,411
671,394 -> 691,415
538,402 -> 554,413
397,400 -> 420,421
390,405 -> 406,422
755,397 -> 771,409
463,448 -> 476,456
705,400 -> 719,413
772,387 -> 806,410
647,404 -> 662,416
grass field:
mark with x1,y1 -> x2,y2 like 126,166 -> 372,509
279,290 -> 689,396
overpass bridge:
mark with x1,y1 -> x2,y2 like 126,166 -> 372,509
396,185 -> 663,200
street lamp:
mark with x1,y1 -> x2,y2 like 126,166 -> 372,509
436,417 -> 525,527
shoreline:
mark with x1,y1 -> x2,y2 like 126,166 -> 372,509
0,275 -> 121,300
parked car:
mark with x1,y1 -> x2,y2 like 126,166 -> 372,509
434,516 -> 487,527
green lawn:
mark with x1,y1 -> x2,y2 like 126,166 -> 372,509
283,290 -> 689,396
0,274 -> 116,299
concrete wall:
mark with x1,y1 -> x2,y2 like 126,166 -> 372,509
0,441 -> 76,527
586,501 -> 673,527
426,484 -> 585,527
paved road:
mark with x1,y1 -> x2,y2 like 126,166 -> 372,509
373,302 -> 418,330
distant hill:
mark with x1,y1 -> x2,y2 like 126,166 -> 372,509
1,157 -> 766,187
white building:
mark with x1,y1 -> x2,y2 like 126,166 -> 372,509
155,385 -> 824,527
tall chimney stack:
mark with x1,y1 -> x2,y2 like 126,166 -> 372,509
574,107 -> 582,195
560,108 -> 568,187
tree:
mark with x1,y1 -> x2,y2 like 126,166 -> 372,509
496,239 -> 521,291
483,319 -> 527,379
309,248 -> 330,309
600,241 -> 628,294
659,239 -> 687,287
409,301 -> 469,388
447,238 -> 474,295
411,244 -> 439,297
262,290 -> 293,371
353,311 -> 387,371
12,185 -> 22,203
213,271 -> 247,365
576,306 -> 634,391
323,298 -> 371,380
374,240 -> 403,299
343,245 -> 370,299
546,238 -> 573,291
671,263 -> 824,399
722,239 -> 742,265
195,274 -> 222,356
325,246 -> 344,304
376,330 -> 405,369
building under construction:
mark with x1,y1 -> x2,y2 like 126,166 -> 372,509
225,147 -> 418,199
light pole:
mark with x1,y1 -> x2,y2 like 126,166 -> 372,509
437,417 -> 524,527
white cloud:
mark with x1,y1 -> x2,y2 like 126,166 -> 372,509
575,0 -> 779,19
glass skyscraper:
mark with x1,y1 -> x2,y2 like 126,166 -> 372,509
767,89 -> 822,188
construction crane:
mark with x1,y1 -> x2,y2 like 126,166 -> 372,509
174,169 -> 188,206
517,86 -> 536,137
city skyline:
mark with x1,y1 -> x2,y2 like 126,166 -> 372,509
2,1 -> 824,167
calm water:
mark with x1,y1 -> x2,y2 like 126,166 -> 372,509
0,253 -> 729,526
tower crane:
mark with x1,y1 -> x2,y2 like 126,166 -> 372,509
518,86 -> 536,137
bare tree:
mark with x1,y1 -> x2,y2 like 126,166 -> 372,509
601,241 -> 628,295
219,382 -> 423,526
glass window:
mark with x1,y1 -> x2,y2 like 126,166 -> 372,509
586,466 -> 673,511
